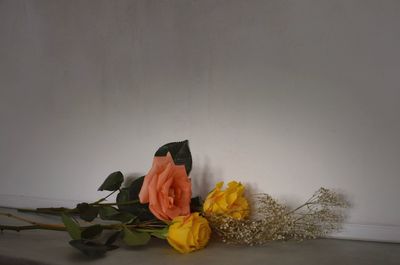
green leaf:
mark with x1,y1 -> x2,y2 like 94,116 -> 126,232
117,182 -> 156,221
150,227 -> 169,239
98,206 -> 120,218
61,214 -> 81,240
127,176 -> 145,200
116,188 -> 130,205
77,203 -> 99,222
81,225 -> 103,239
98,171 -> 124,191
122,226 -> 151,246
190,196 -> 203,212
110,213 -> 136,223
69,240 -> 108,258
98,206 -> 136,224
154,140 -> 192,175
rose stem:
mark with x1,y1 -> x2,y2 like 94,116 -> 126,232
92,200 -> 139,206
90,189 -> 119,205
17,198 -> 139,215
0,223 -> 165,233
17,207 -> 78,215
0,212 -> 166,232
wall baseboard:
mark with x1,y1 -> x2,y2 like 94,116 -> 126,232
329,223 -> 400,243
1,193 -> 399,243
0,194 -> 81,209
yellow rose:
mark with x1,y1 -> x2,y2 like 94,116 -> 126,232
167,213 -> 211,253
203,181 -> 249,219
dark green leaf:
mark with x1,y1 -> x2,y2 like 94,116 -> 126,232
81,225 -> 103,239
150,227 -> 169,239
77,203 -> 99,222
117,182 -> 156,221
122,226 -> 151,246
190,196 -> 203,212
154,140 -> 192,175
116,188 -> 130,206
128,176 -> 145,200
98,206 -> 120,218
98,171 -> 124,191
109,213 -> 136,223
98,206 -> 136,223
69,240 -> 107,258
61,214 -> 81,240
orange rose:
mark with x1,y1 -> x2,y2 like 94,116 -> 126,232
139,152 -> 192,221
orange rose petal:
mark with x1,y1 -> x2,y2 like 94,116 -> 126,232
157,163 -> 172,190
160,177 -> 174,212
150,202 -> 169,221
138,172 -> 152,203
148,174 -> 159,204
138,151 -> 192,221
166,207 -> 181,220
139,155 -> 167,203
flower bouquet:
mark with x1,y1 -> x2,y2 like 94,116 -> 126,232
0,140 -> 347,257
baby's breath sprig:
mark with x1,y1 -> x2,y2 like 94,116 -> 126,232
205,188 -> 348,245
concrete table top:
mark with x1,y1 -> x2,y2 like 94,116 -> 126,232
1,208 -> 399,265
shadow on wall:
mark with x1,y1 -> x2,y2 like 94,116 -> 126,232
191,158 -> 274,200
190,155 -> 222,198
123,172 -> 145,188
120,157 -> 221,200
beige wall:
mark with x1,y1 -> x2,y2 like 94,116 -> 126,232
1,0 -> 400,239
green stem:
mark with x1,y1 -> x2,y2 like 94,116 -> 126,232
91,190 -> 119,205
135,227 -> 167,233
91,200 -> 139,206
18,207 -> 78,215
0,212 -> 39,225
0,223 -> 165,233
0,211 -> 166,234
17,200 -> 140,215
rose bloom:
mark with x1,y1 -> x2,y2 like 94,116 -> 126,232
167,212 -> 211,253
138,152 -> 191,221
203,181 -> 249,220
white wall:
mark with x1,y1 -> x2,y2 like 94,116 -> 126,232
1,0 -> 400,241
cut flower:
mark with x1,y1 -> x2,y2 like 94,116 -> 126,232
203,181 -> 249,220
139,152 -> 191,221
167,213 -> 211,253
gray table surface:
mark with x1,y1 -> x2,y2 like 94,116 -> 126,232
1,208 -> 400,265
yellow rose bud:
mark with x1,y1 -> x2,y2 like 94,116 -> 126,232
167,212 -> 211,254
203,181 -> 249,220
